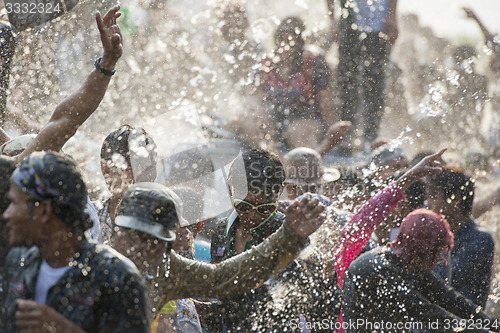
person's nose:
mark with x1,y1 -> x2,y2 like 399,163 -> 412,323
2,204 -> 12,221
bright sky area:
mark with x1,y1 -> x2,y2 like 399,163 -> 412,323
400,0 -> 500,41
167,0 -> 500,42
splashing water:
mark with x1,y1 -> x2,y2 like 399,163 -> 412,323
5,0 -> 500,325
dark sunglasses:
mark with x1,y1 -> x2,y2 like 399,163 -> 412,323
232,199 -> 278,216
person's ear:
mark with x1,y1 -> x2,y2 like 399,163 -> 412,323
39,200 -> 52,223
31,200 -> 52,224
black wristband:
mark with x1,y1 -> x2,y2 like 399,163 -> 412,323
94,57 -> 116,76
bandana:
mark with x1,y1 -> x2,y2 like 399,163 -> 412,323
12,152 -> 86,210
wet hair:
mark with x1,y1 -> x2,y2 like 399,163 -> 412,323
371,146 -> 407,168
101,125 -> 158,181
229,148 -> 285,201
428,168 -> 474,216
219,3 -> 249,33
275,16 -> 305,41
102,125 -> 133,167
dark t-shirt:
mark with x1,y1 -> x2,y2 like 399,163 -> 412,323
343,247 -> 497,333
1,241 -> 151,332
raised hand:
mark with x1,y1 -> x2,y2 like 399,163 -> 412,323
396,148 -> 446,190
96,5 -> 123,67
14,5 -> 126,162
285,193 -> 326,238
463,7 -> 477,20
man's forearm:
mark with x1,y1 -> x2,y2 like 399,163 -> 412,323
472,186 -> 500,218
16,6 -> 123,162
16,63 -> 115,161
166,222 -> 306,301
471,14 -> 494,43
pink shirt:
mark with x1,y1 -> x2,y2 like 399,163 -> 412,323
334,182 -> 406,288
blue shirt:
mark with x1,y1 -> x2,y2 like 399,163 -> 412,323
436,219 -> 494,308
353,0 -> 390,33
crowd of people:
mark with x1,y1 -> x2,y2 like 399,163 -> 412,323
1,1 -> 500,333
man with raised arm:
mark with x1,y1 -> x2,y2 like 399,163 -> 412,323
111,181 -> 326,332
463,7 -> 500,73
1,4 -> 123,163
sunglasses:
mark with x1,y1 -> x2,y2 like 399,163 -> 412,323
232,199 -> 278,215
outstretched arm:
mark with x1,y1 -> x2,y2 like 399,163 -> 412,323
463,7 -> 495,44
16,5 -> 123,162
334,148 -> 445,288
472,184 -> 500,219
395,148 -> 445,191
166,195 -> 326,301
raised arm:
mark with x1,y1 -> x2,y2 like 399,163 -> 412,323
166,195 -> 325,301
473,184 -> 500,219
16,5 -> 123,162
334,148 -> 445,288
395,148 -> 445,191
463,7 -> 495,44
